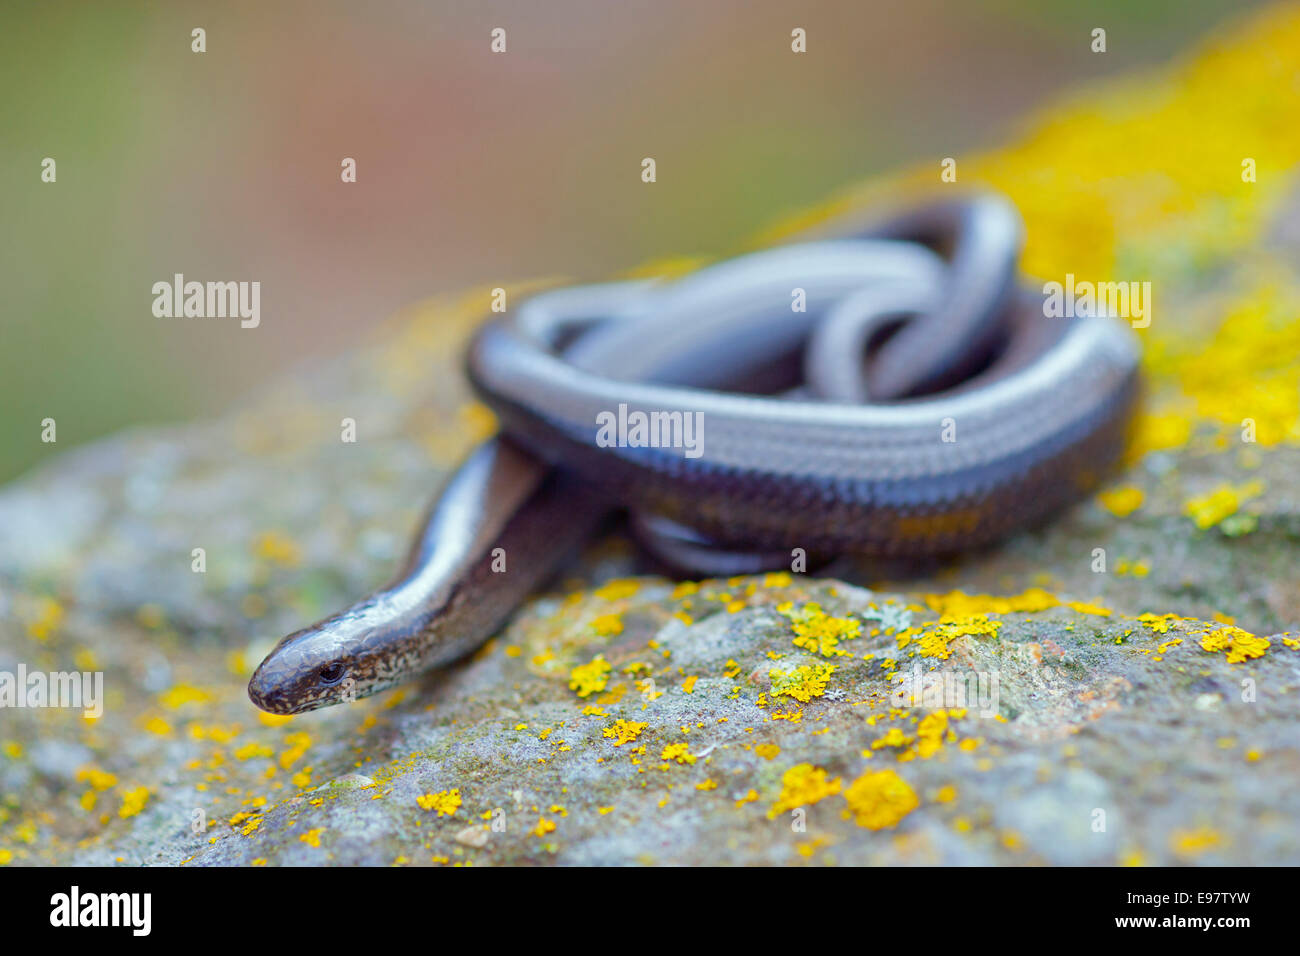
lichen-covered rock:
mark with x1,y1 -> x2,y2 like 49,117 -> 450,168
3,4 -> 1300,867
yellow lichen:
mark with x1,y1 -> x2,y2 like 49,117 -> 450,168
842,769 -> 918,830
568,655 -> 611,698
1097,486 -> 1145,518
253,531 -> 301,567
767,763 -> 842,818
416,789 -> 461,816
594,578 -> 640,602
1171,827 -> 1222,857
899,614 -> 1001,660
602,720 -> 648,747
118,787 -> 149,819
1199,626 -> 1269,663
778,602 -> 861,657
1183,480 -> 1264,530
660,743 -> 695,766
769,662 -> 836,703
589,614 -> 624,637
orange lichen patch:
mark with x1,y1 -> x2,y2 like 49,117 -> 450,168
568,655 -> 611,698
416,789 -> 462,817
141,715 -> 173,736
769,663 -> 836,703
253,530 -> 301,567
186,722 -> 241,743
1199,626 -> 1269,663
914,712 -> 949,759
670,581 -> 699,600
1125,411 -> 1196,463
794,836 -> 832,858
25,597 -> 64,641
1097,485 -> 1145,518
278,732 -> 312,770
920,587 -> 1108,618
589,613 -> 624,637
157,684 -> 212,710
1154,280 -> 1300,449
76,767 -> 119,792
843,769 -> 919,830
898,614 -> 1001,661
767,764 -> 843,818
776,602 -> 861,657
1135,613 -> 1192,634
593,578 -> 641,602
233,742 -> 274,761
618,254 -> 714,281
118,787 -> 149,819
457,401 -> 498,442
1114,558 -> 1151,578
1066,600 -> 1113,617
596,683 -> 628,707
1183,480 -> 1264,530
870,727 -> 913,751
603,720 -> 648,747
660,743 -> 696,766
1170,827 -> 1223,857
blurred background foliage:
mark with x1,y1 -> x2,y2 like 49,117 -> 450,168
0,0 -> 1263,483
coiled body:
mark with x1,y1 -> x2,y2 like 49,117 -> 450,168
248,195 -> 1140,714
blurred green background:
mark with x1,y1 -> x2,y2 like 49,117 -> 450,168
0,0 -> 1261,483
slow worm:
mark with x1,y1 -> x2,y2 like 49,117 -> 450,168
248,195 -> 1140,714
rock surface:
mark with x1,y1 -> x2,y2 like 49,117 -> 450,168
3,5 -> 1300,866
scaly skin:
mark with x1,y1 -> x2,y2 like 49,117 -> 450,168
248,195 -> 1140,714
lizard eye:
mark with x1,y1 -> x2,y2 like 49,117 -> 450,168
318,662 -> 346,685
